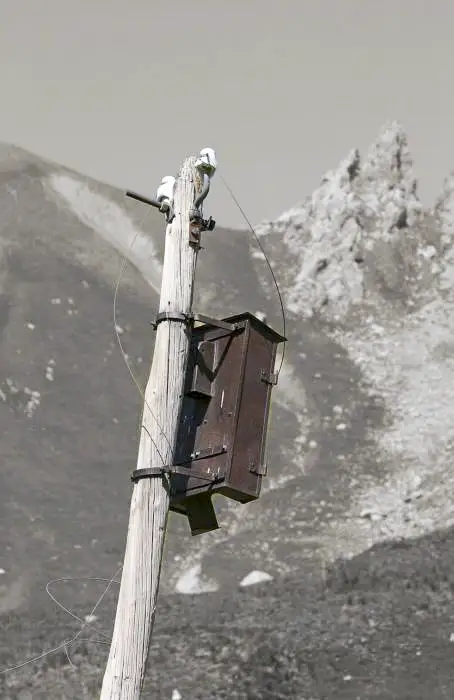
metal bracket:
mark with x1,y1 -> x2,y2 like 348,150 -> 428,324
192,314 -> 237,332
125,190 -> 175,223
260,370 -> 278,386
198,216 -> 216,232
189,215 -> 215,249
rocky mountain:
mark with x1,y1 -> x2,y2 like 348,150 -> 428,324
2,124 -> 454,698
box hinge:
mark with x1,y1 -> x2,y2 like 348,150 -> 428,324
260,369 -> 278,386
249,461 -> 267,476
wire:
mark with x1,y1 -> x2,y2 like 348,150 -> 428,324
112,212 -> 174,466
220,174 -> 287,377
45,576 -> 117,642
0,569 -> 121,675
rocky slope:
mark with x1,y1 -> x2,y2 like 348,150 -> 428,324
2,124 -> 454,698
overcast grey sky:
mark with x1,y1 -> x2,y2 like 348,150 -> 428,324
1,0 -> 453,228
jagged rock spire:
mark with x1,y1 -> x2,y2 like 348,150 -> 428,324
362,121 -> 414,185
255,122 -> 428,321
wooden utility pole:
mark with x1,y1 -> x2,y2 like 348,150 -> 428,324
100,155 -> 207,699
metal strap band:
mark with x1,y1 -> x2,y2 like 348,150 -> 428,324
131,466 -> 222,484
131,468 -> 167,482
152,311 -> 192,329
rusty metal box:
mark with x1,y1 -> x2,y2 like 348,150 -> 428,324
169,312 -> 285,534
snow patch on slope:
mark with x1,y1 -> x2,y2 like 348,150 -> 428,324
239,570 -> 273,587
45,173 -> 162,292
175,563 -> 219,595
